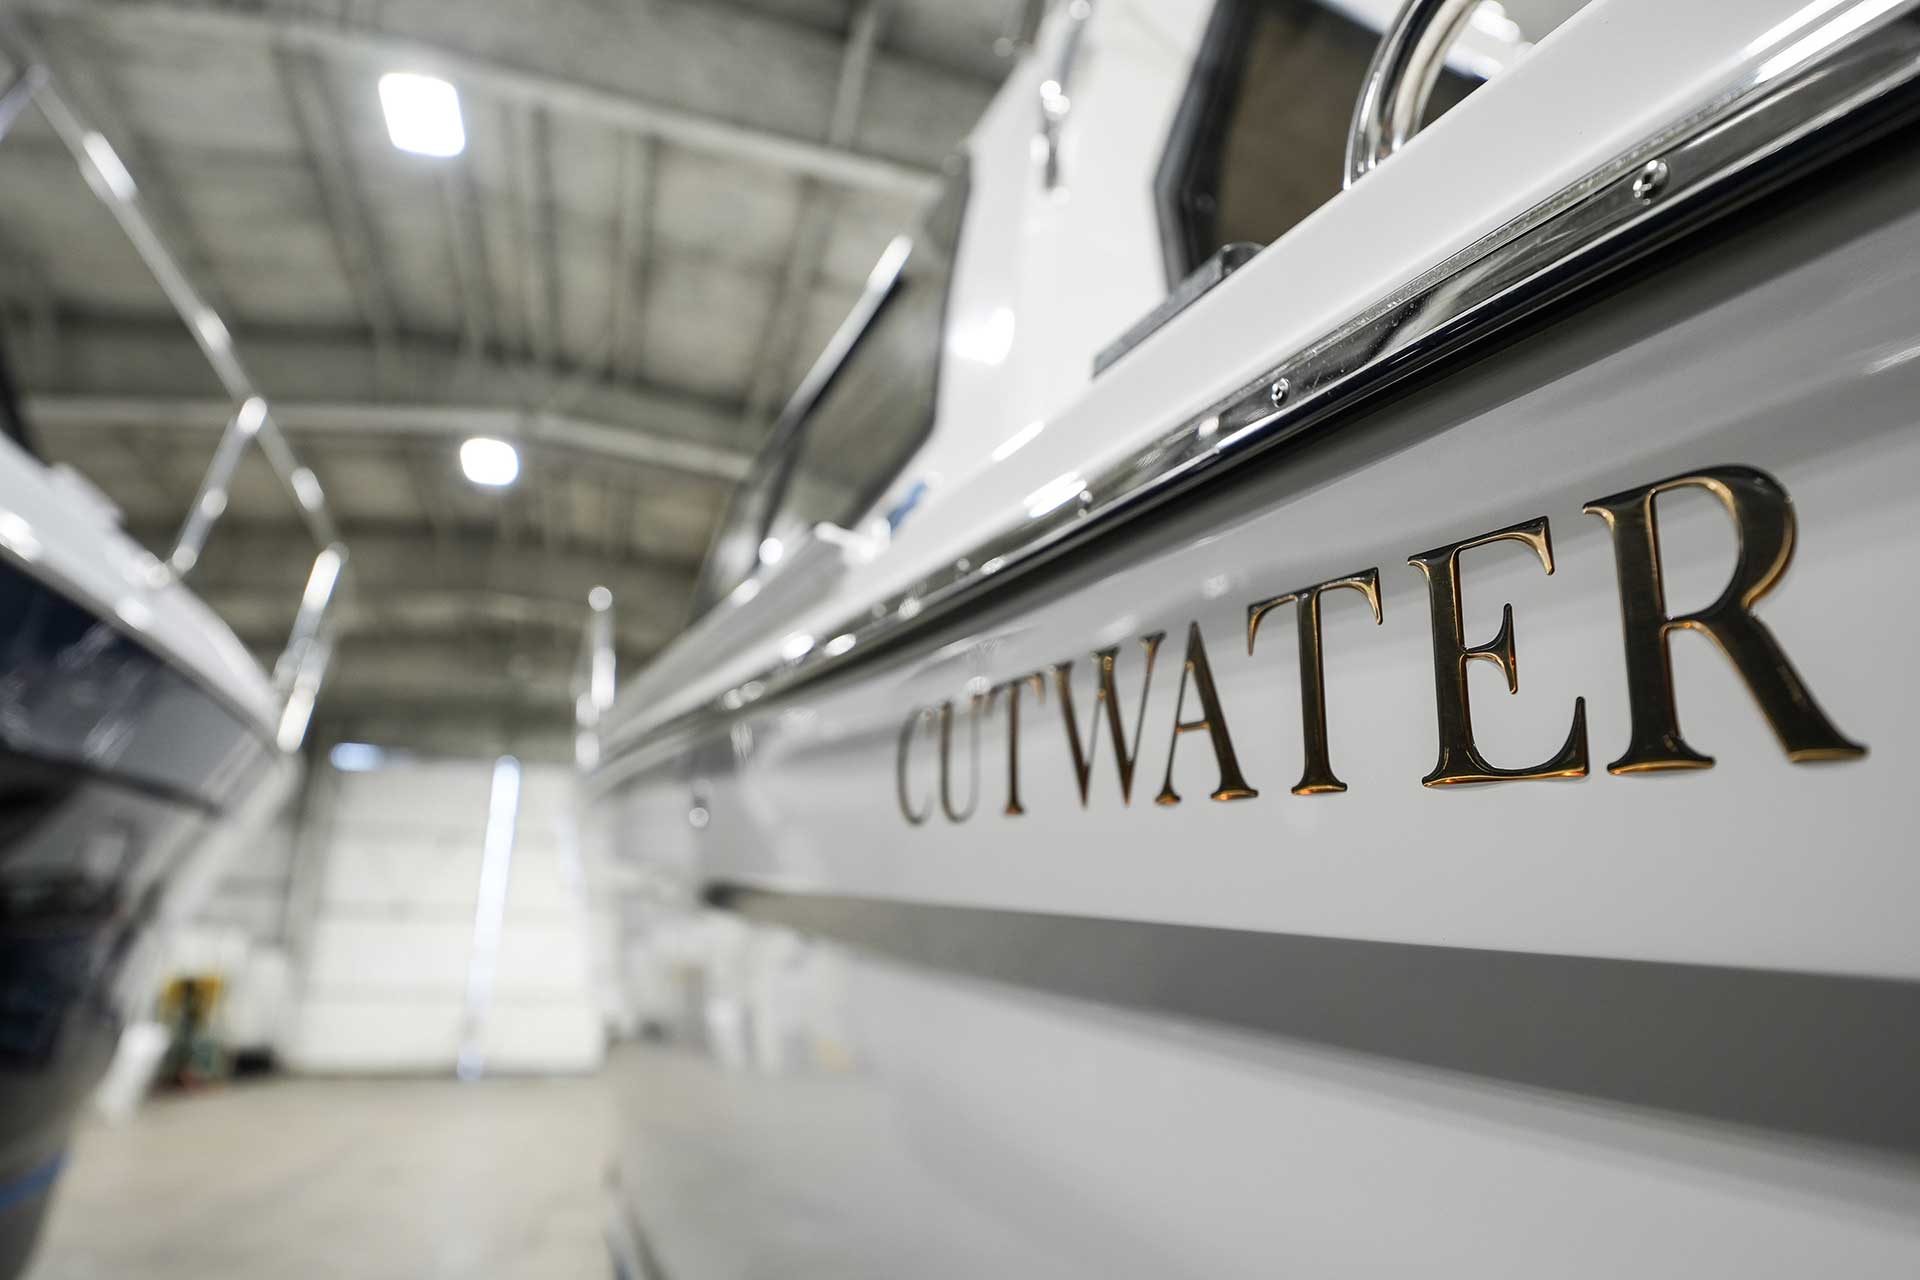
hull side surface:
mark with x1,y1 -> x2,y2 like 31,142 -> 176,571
595,135 -> 1920,1276
0,556 -> 275,1273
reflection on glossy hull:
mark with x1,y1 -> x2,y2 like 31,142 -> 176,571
0,559 -> 274,1273
605,923 -> 1920,1279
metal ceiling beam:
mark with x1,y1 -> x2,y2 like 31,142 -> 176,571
272,44 -> 401,367
403,441 -> 459,556
115,424 -> 183,511
534,128 -> 659,420
307,698 -> 578,759
170,524 -> 695,664
608,134 -> 655,385
207,585 -> 673,650
0,229 -> 59,393
278,635 -> 581,714
438,166 -> 495,359
134,519 -> 700,583
283,20 -> 940,199
742,0 -> 888,423
6,15 -> 231,317
30,2 -> 944,199
28,394 -> 755,481
830,1 -> 889,147
743,186 -> 836,424
510,101 -> 557,371
23,317 -> 755,451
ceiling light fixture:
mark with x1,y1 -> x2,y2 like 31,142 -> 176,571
378,72 -> 466,158
460,436 -> 519,487
329,742 -> 392,773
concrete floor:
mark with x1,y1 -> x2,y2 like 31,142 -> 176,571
28,1071 -> 613,1279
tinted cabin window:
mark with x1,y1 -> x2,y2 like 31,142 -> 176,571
1159,0 -> 1479,281
767,179 -> 965,542
688,172 -> 967,619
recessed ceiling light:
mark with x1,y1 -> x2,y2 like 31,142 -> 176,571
460,436 -> 519,487
378,72 -> 465,158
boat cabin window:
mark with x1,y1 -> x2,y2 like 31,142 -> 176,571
766,178 -> 966,544
1157,1 -> 1592,285
1157,0 -> 1481,283
688,171 -> 969,619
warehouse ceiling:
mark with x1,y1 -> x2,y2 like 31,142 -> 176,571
0,0 -> 1016,749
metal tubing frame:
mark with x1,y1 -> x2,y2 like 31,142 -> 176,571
274,543 -> 348,751
1345,0 -> 1480,187
0,59 -> 350,750
1037,0 -> 1094,190
0,64 -> 43,141
169,395 -> 263,575
572,589 -> 617,768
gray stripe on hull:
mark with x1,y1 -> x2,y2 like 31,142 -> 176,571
711,885 -> 1920,1159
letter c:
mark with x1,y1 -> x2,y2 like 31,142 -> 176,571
896,706 -> 939,825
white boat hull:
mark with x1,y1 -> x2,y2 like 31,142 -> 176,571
592,1 -> 1920,1271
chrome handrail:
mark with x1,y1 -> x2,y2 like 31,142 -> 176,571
572,587 -> 616,769
1345,0 -> 1480,187
1037,0 -> 1093,190
273,542 -> 349,751
0,61 -> 350,752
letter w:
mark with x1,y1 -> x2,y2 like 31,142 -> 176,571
1051,633 -> 1165,806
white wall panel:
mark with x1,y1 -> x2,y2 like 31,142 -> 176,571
302,917 -> 475,995
317,833 -> 484,911
332,762 -> 495,833
189,809 -> 299,950
491,924 -> 595,997
499,838 -> 576,913
284,756 -> 605,1075
285,1000 -> 464,1074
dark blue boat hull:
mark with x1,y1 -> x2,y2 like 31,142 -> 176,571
0,558 -> 275,1274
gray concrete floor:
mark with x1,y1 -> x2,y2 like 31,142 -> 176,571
28,1071 -> 612,1279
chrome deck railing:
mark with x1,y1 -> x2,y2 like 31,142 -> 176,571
572,587 -> 616,769
0,60 -> 350,753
